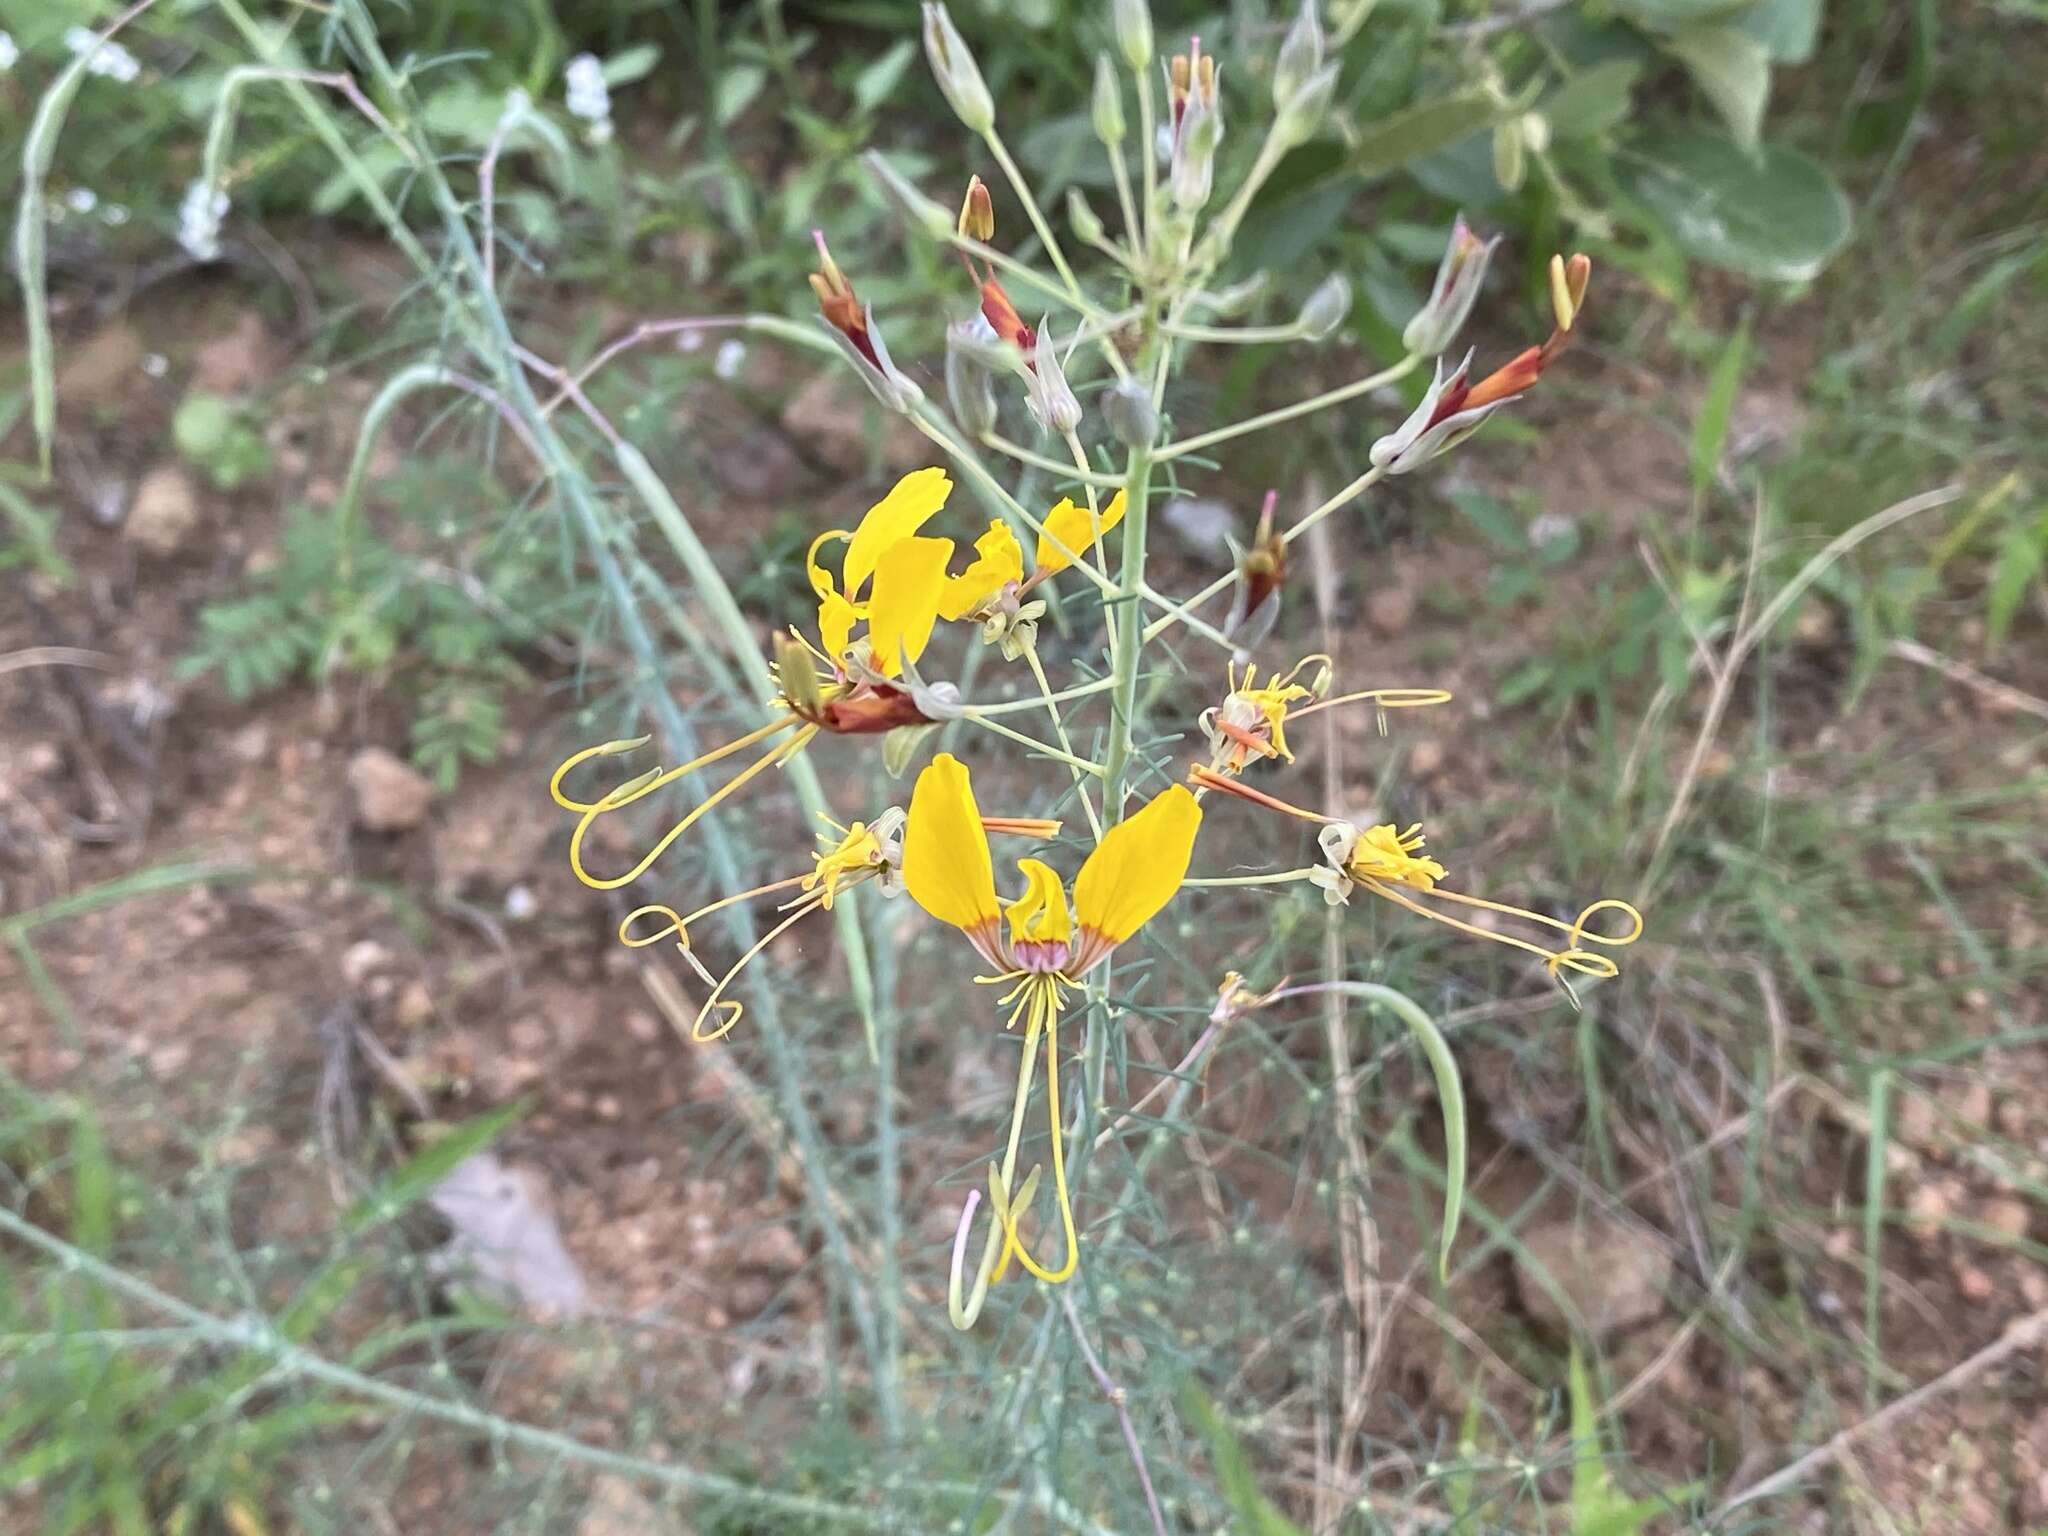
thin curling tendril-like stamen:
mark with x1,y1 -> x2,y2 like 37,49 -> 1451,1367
948,1008 -> 1046,1331
1359,880 -> 1643,993
1289,685 -> 1454,722
683,893 -> 831,1043
563,723 -> 818,890
990,981 -> 1081,1285
548,718 -> 793,814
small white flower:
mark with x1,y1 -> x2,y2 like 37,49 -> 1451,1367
64,26 -> 141,83
177,180 -> 230,263
713,338 -> 747,380
102,203 -> 131,227
564,54 -> 612,142
65,187 -> 99,214
0,32 -> 21,72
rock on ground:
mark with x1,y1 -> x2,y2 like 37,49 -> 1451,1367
1513,1215 -> 1674,1339
124,464 -> 202,556
346,747 -> 436,832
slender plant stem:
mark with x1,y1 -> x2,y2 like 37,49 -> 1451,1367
982,128 -> 1129,383
983,433 -> 1128,488
1058,1292 -> 1171,1536
1154,353 -> 1420,462
964,676 -> 1119,717
1100,445 -> 1153,812
1025,646 -> 1105,840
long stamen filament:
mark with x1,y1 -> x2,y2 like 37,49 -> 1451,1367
548,717 -> 794,814
1188,766 -> 1333,821
948,1007 -> 1047,1331
1289,686 -> 1454,722
685,894 -> 830,1043
1361,879 -> 1642,986
565,724 -> 818,890
990,983 -> 1081,1285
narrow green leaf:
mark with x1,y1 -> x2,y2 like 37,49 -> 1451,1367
1352,89 -> 1504,178
1180,1385 -> 1308,1536
1863,1069 -> 1892,1414
343,1100 -> 526,1235
1985,512 -> 2046,654
1690,317 -> 1751,495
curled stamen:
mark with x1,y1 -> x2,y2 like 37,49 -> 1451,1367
1290,685 -> 1453,722
681,894 -> 830,1042
557,722 -> 817,890
948,1006 -> 1047,1332
988,983 -> 1080,1285
1358,880 -> 1644,1001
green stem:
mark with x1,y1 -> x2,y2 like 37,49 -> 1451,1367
1101,445 -> 1153,814
1154,353 -> 1420,462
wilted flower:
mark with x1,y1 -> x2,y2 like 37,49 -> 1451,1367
64,25 -> 140,83
809,231 -> 923,409
1165,40 -> 1224,211
1403,216 -> 1502,357
1372,253 -> 1592,473
1024,321 -> 1082,434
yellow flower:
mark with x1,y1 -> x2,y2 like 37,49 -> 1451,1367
1196,657 -> 1450,779
939,519 -> 1025,621
901,753 -> 1201,1300
1033,489 -> 1127,578
1191,766 -> 1642,997
1344,823 -> 1447,891
807,467 -> 956,676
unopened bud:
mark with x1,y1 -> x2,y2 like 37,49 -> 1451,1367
958,174 -> 994,241
1171,85 -> 1222,211
1296,272 -> 1351,340
1273,0 -> 1324,110
1024,321 -> 1083,436
922,2 -> 994,135
1092,54 -> 1127,145
1197,271 -> 1269,317
1402,214 -> 1501,357
1113,0 -> 1153,72
1274,60 -> 1338,147
1492,117 -> 1525,192
1101,375 -> 1158,450
863,151 -> 953,242
946,322 -> 999,437
1550,252 -> 1591,332
1066,187 -> 1105,248
1521,109 -> 1551,155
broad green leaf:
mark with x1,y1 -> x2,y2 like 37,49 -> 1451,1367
601,43 -> 661,87
1614,0 -> 1752,28
343,1100 -> 526,1235
1690,317 -> 1751,494
716,63 -> 768,126
1663,26 -> 1771,149
1618,130 -> 1851,281
1352,88 -> 1504,177
851,39 -> 916,116
1736,0 -> 1823,62
1541,59 -> 1642,139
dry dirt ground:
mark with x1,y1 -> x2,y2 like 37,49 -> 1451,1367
4,250 -> 2047,1533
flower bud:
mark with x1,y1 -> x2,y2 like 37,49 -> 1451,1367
1066,187 -> 1105,247
1521,109 -> 1551,155
1273,0 -> 1324,110
1196,271 -> 1269,317
1114,0 -> 1153,72
1171,83 -> 1223,211
1101,375 -> 1158,451
1092,54 -> 1127,145
1491,116 -> 1525,192
958,174 -> 995,241
1024,321 -> 1083,436
922,3 -> 994,135
1296,272 -> 1351,340
1550,252 -> 1591,332
862,151 -> 953,242
1273,60 -> 1338,147
1401,215 -> 1501,357
946,321 -> 1000,437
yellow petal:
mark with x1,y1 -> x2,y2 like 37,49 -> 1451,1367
817,590 -> 861,660
866,534 -> 954,676
939,520 -> 1026,621
807,528 -> 850,603
902,753 -> 999,932
843,467 -> 953,601
1034,488 -> 1127,577
1072,783 -> 1201,944
1004,857 -> 1073,947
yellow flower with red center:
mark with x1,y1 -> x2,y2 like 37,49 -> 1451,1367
901,753 -> 1201,1300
